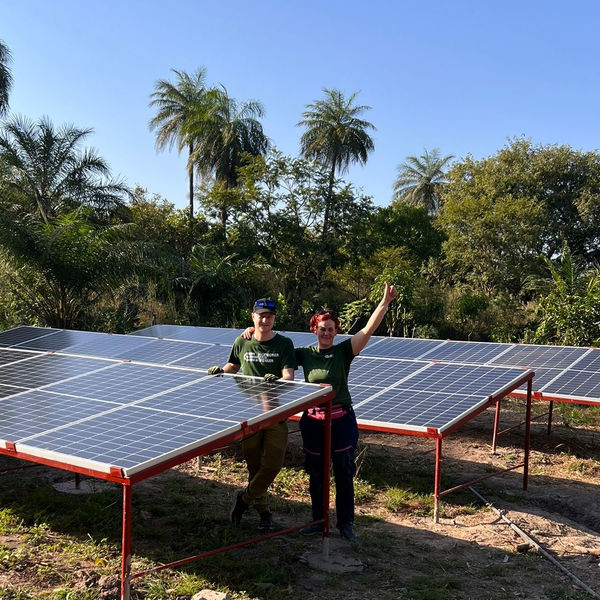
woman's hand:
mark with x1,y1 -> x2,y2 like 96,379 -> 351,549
240,327 -> 255,340
382,282 -> 398,306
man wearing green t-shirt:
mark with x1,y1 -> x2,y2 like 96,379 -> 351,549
208,298 -> 296,530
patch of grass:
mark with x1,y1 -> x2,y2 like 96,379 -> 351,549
558,404 -> 600,427
566,458 -> 598,476
385,487 -> 430,514
0,589 -> 34,600
405,574 -> 462,599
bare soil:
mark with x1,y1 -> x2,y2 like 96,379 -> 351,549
1,401 -> 599,600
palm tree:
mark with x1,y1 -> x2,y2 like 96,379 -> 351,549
149,68 -> 209,219
0,115 -> 130,223
0,39 -> 12,117
0,208 -> 155,328
187,86 -> 268,227
393,148 -> 454,214
297,88 -> 375,236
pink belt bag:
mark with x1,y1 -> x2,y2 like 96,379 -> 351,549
306,403 -> 350,421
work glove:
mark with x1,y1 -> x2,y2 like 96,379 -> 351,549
263,373 -> 279,383
208,366 -> 224,375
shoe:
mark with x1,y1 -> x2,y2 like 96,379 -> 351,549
299,523 -> 324,536
258,510 -> 273,530
230,489 -> 248,526
339,523 -> 357,542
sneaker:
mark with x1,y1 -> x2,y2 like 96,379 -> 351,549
299,523 -> 324,536
258,510 -> 273,530
230,489 -> 248,526
339,523 -> 357,542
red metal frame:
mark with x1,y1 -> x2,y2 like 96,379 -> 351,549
0,389 -> 335,600
357,371 -> 535,523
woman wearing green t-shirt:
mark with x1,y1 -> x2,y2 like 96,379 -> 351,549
297,282 -> 397,541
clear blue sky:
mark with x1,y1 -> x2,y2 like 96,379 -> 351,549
3,0 -> 599,210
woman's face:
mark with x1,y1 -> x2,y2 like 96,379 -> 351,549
315,318 -> 337,349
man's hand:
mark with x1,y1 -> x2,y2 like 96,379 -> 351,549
263,373 -> 279,383
208,366 -> 224,375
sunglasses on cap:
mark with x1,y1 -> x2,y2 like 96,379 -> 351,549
255,299 -> 276,309
316,309 -> 338,318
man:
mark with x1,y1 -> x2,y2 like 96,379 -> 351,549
208,298 -> 296,530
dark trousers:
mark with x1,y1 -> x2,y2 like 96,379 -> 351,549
299,408 -> 359,528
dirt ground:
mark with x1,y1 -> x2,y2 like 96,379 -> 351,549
1,401 -> 599,600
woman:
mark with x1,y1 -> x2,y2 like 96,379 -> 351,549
297,282 -> 397,541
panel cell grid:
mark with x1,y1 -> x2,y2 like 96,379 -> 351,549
346,357 -> 428,389
490,344 -> 587,369
418,341 -> 508,364
361,337 -> 446,359
113,339 -> 211,365
171,345 -> 233,370
0,354 -> 109,389
0,326 -> 60,347
540,370 -> 600,401
65,335 -> 155,359
0,348 -> 41,367
42,362 -> 204,403
15,330 -> 100,351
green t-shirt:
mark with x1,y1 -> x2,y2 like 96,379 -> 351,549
295,338 -> 355,407
228,333 -> 296,377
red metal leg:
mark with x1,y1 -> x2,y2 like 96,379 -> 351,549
492,399 -> 501,453
433,437 -> 442,523
322,397 -> 332,540
120,483 -> 132,600
523,379 -> 532,491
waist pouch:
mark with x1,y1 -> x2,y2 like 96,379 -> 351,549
306,403 -> 351,420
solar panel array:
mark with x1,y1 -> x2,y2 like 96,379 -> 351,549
0,328 -> 332,476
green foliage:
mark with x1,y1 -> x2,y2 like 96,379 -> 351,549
393,147 -> 454,214
0,38 -> 12,117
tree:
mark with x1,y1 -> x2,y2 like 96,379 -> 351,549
0,208 -> 155,329
438,139 -> 600,296
393,148 -> 454,214
187,86 -> 268,228
0,39 -> 12,117
149,68 -> 209,218
298,88 -> 375,236
0,116 -> 130,223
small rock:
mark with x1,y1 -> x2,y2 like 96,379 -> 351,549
516,543 -> 530,553
191,590 -> 230,600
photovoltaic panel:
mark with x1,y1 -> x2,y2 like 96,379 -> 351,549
0,348 -> 41,367
361,337 -> 446,359
14,329 -> 101,351
42,362 -> 204,403
566,348 -> 600,372
489,344 -> 588,369
170,344 -> 233,370
3,373 -> 331,475
114,339 -> 212,365
0,384 -> 26,398
538,370 -> 600,402
131,325 -> 244,345
0,390 -> 120,441
416,340 -> 509,364
65,334 -> 155,359
345,357 -> 429,389
0,326 -> 60,347
0,354 -> 110,389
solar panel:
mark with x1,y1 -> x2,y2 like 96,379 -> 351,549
41,362 -> 204,403
131,325 -> 244,345
113,339 -> 212,365
0,384 -> 27,398
0,354 -> 110,389
0,348 -> 41,367
489,344 -> 588,369
538,369 -> 600,401
355,363 -> 531,433
0,326 -> 60,347
1,372 -> 332,476
170,344 -> 233,370
345,357 -> 429,389
14,329 -> 101,351
416,340 -> 508,364
361,337 -> 446,359
64,334 -> 155,359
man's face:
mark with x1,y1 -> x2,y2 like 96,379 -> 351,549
252,311 -> 275,333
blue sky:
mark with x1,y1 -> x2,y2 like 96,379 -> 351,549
3,0 -> 600,210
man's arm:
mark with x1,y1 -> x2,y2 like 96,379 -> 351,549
223,362 -> 241,374
281,367 -> 294,380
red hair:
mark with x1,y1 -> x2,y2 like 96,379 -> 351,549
309,310 -> 342,334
